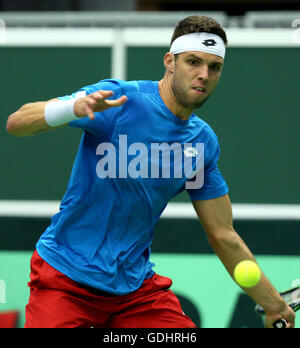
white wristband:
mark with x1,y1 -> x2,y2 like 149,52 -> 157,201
44,99 -> 78,127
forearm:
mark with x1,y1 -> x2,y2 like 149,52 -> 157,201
208,228 -> 286,314
6,99 -> 59,137
6,91 -> 127,138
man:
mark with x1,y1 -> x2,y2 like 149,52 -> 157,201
6,16 -> 295,328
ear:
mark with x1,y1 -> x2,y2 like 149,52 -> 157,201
164,52 -> 175,73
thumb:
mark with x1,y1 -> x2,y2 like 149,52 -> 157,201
105,95 -> 128,108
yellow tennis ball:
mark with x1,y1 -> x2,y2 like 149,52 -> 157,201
234,260 -> 261,288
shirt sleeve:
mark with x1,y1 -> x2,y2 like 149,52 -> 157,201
58,79 -> 126,140
186,128 -> 229,201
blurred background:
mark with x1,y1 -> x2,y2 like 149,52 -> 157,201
1,0 -> 300,14
0,0 -> 300,328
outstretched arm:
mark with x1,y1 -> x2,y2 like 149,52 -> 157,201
192,194 -> 295,328
6,90 -> 127,137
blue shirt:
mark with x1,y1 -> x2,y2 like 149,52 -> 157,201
36,79 -> 229,295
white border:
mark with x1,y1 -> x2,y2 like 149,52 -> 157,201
1,201 -> 300,220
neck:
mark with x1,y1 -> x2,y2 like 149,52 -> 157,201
158,75 -> 193,121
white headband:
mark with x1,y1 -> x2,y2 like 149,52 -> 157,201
170,32 -> 226,59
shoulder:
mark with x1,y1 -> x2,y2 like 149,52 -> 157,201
190,114 -> 219,144
79,79 -> 157,102
83,79 -> 142,96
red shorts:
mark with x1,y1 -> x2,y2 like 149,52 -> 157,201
25,250 -> 196,328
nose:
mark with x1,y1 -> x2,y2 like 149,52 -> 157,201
197,64 -> 209,81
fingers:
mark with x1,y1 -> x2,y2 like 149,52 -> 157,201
84,105 -> 95,120
286,321 -> 295,328
84,91 -> 113,120
75,91 -> 127,119
83,96 -> 98,120
266,308 -> 296,329
98,90 -> 114,98
91,90 -> 114,102
88,91 -> 127,109
105,95 -> 128,108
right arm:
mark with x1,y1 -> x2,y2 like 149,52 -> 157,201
6,90 -> 127,137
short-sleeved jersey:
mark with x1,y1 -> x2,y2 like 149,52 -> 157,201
36,79 -> 228,295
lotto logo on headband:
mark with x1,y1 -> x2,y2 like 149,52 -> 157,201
202,39 -> 217,47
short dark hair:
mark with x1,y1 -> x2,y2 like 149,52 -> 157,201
171,16 -> 228,48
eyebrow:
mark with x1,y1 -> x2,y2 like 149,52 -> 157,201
186,54 -> 223,66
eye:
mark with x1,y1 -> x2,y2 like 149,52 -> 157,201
210,64 -> 222,72
188,59 -> 198,66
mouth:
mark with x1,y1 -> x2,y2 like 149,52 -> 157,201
192,86 -> 207,95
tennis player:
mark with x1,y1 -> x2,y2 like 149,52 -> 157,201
6,16 -> 295,328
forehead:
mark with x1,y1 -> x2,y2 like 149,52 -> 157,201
179,51 -> 224,64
